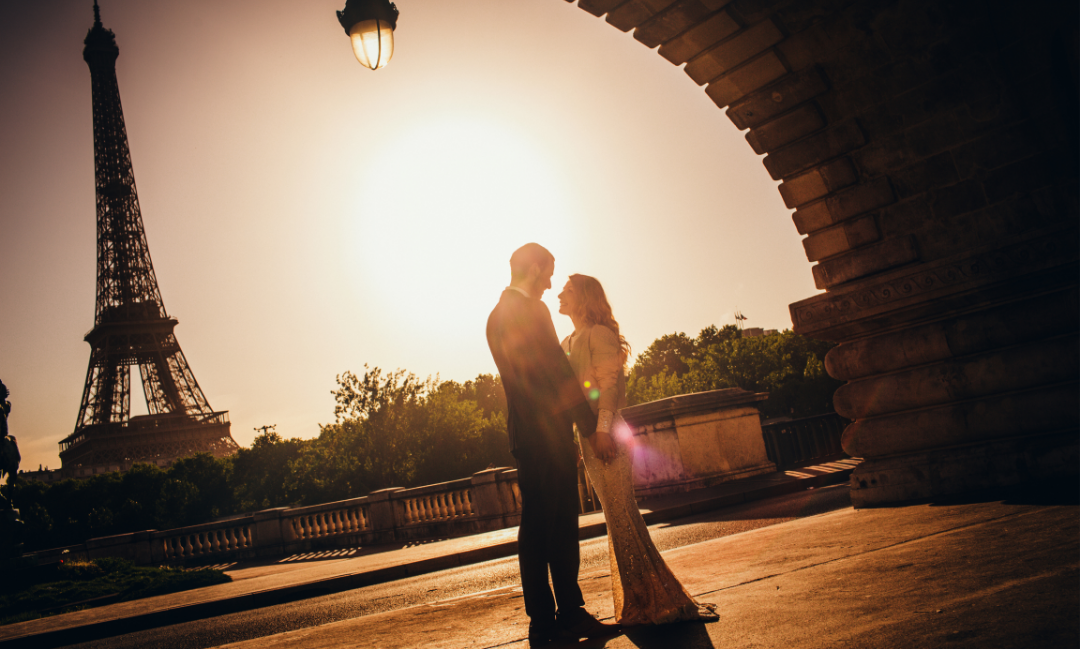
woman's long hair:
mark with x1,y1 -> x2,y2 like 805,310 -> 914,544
568,274 -> 631,366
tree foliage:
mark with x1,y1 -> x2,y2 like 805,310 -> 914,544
631,332 -> 696,379
12,458 -> 232,553
230,430 -> 304,512
627,326 -> 841,418
12,371 -> 513,553
14,326 -> 839,554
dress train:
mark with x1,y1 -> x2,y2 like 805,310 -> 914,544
580,420 -> 718,625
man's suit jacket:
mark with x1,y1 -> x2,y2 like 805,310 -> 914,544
487,289 -> 598,455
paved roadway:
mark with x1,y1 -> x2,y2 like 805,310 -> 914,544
65,484 -> 852,649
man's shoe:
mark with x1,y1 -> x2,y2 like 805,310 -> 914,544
528,620 -> 558,647
556,607 -> 621,641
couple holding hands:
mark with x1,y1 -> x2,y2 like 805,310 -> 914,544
487,243 -> 716,647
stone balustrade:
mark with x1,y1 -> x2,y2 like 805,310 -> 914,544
286,499 -> 371,542
23,467 -> 524,567
398,478 -> 474,525
156,519 -> 254,562
22,403 -> 851,568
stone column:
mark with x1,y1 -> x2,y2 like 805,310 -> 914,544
496,469 -> 522,527
569,0 -> 1078,509
253,507 -> 288,553
470,468 -> 509,531
132,530 -> 154,565
365,488 -> 403,543
796,280 -> 1078,506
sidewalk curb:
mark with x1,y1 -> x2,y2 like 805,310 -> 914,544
2,467 -> 854,649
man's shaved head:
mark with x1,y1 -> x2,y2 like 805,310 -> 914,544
510,243 -> 554,281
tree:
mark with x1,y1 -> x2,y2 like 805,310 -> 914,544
694,324 -> 740,351
625,327 -> 842,418
15,366 -> 517,552
230,431 -> 304,511
285,421 -> 365,504
425,375 -> 513,471
630,332 -> 696,381
117,463 -> 168,531
460,374 -> 507,421
412,387 -> 487,485
287,366 -> 429,502
625,369 -> 685,406
165,454 -> 233,526
682,330 -> 841,418
306,369 -> 514,497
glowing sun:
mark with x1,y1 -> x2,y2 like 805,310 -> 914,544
345,114 -> 579,339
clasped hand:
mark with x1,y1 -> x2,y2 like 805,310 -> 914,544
588,429 -> 617,461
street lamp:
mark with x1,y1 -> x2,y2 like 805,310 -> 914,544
337,0 -> 399,70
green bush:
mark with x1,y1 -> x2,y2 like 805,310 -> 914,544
0,557 -> 230,626
55,559 -> 105,581
627,325 -> 842,418
12,372 -> 513,553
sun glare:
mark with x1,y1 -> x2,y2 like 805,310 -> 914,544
345,115 -> 579,342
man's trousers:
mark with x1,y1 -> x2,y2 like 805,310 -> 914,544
513,442 -> 584,624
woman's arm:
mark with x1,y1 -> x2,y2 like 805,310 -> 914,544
588,326 -> 623,460
589,325 -> 623,414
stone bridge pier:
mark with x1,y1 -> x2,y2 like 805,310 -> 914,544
567,0 -> 1078,505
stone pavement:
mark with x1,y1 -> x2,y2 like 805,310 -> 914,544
8,462 -> 1079,649
217,491 -> 1078,649
0,460 -> 857,648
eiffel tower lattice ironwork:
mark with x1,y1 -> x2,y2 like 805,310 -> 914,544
59,3 -> 238,473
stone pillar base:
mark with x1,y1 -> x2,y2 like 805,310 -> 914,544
621,389 -> 775,497
849,431 -> 1079,507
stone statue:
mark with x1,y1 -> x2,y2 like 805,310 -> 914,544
0,380 -> 23,557
0,380 -> 19,505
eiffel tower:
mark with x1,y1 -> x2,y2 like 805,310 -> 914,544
58,2 -> 238,475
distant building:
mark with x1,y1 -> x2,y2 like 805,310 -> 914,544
19,468 -> 63,484
20,457 -> 179,484
741,328 -> 778,338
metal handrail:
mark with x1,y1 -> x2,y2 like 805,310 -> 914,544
760,412 -> 849,470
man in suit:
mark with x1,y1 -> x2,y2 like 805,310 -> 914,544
487,243 -> 618,646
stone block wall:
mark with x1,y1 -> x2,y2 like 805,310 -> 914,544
565,0 -> 1079,504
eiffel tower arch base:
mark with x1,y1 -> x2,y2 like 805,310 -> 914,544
59,413 -> 237,478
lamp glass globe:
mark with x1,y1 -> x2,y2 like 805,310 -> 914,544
349,19 -> 394,70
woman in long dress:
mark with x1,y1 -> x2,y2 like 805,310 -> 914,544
557,274 -> 718,626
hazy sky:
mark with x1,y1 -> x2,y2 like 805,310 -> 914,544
0,0 -> 819,472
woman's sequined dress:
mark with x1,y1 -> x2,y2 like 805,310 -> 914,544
563,326 -> 717,626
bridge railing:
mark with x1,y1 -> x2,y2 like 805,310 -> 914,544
23,467 -> 524,567
25,413 -> 849,567
155,518 -> 255,562
760,412 -> 849,470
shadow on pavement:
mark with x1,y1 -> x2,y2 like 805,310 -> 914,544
648,482 -> 851,529
574,620 -> 717,649
926,473 -> 1080,508
622,621 -> 716,649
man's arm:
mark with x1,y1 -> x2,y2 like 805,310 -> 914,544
528,301 -> 599,436
495,296 -> 597,437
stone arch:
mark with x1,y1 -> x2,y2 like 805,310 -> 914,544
564,0 -> 1079,505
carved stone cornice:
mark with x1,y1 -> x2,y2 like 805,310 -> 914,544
621,388 -> 769,429
790,225 -> 1079,341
